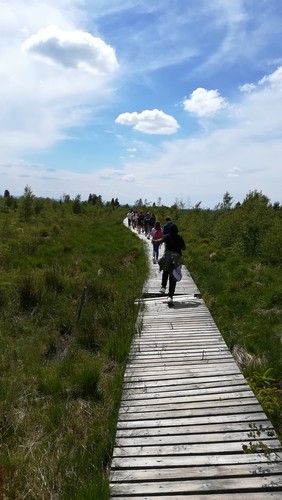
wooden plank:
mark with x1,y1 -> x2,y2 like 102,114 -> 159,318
122,384 -> 251,401
123,376 -> 248,395
112,494 -> 282,499
122,391 -> 255,407
112,440 -> 281,457
125,368 -> 242,383
111,463 -> 282,482
117,412 -> 269,429
110,475 -> 282,495
125,374 -> 246,389
116,420 -> 272,438
127,350 -> 232,361
116,430 -> 279,447
118,402 -> 263,420
120,394 -> 258,413
111,451 -> 282,469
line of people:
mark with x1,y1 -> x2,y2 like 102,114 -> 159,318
127,210 -> 186,305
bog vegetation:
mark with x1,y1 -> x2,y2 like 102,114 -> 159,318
0,187 -> 281,498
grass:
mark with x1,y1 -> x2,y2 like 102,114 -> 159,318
0,202 -> 147,498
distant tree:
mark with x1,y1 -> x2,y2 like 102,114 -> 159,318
88,194 -> 104,205
19,185 -> 34,221
272,201 -> 281,211
134,198 -> 143,209
215,190 -> 274,258
242,190 -> 270,208
215,192 -> 233,210
221,191 -> 233,210
62,194 -> 70,203
193,201 -> 202,210
178,199 -> 186,210
172,198 -> 185,210
72,194 -> 82,214
114,198 -> 120,207
3,189 -> 13,208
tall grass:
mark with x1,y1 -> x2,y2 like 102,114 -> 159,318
0,201 -> 147,498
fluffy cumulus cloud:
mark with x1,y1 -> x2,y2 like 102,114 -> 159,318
115,109 -> 180,135
21,25 -> 119,75
183,88 -> 227,117
259,65 -> 282,88
0,3 -> 120,163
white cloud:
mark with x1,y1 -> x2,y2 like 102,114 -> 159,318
259,65 -> 282,88
239,83 -> 256,92
0,4 -> 120,162
183,88 -> 228,117
21,25 -> 119,75
99,170 -> 135,183
226,167 -> 241,177
115,109 -> 180,135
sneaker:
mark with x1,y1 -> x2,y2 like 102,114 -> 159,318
153,257 -> 156,264
159,287 -> 166,294
167,296 -> 174,306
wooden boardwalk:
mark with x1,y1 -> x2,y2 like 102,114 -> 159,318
110,227 -> 282,498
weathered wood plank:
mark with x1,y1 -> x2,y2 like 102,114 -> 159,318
118,402 -> 264,421
125,374 -> 245,389
121,391 -> 255,408
117,412 -> 269,429
123,376 -> 247,395
116,420 -> 271,438
112,440 -> 281,457
122,384 -> 251,402
111,451 -> 282,469
112,494 -> 282,499
116,430 -> 279,447
120,395 -> 258,414
111,463 -> 282,482
110,475 -> 282,495
125,367 -> 242,383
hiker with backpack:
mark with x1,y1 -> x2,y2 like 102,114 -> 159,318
162,216 -> 173,235
151,220 -> 163,264
156,223 -> 186,305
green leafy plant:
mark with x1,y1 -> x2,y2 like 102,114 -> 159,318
247,369 -> 282,434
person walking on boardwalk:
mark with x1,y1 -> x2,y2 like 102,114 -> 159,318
151,220 -> 163,264
156,223 -> 186,305
127,209 -> 133,227
162,216 -> 173,235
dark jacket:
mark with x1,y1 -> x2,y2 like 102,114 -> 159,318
163,233 -> 186,256
158,251 -> 182,273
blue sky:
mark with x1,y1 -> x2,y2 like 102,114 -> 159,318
1,0 -> 282,207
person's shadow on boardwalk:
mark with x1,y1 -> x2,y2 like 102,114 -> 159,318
168,299 -> 202,309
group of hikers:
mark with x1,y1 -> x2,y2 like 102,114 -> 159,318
127,210 -> 186,304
